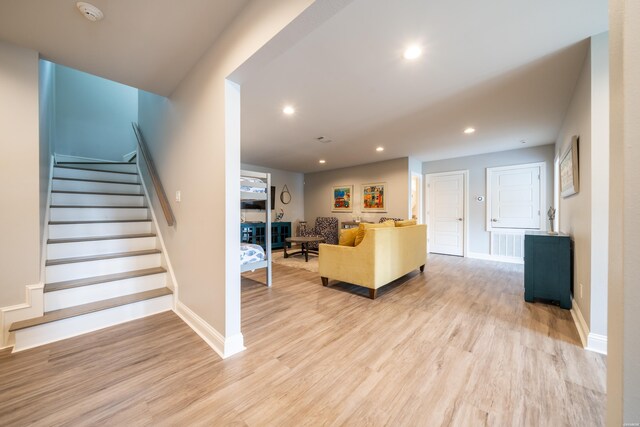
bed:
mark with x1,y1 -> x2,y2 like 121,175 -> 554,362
240,170 -> 272,286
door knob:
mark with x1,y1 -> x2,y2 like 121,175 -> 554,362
491,218 -> 499,222
457,218 -> 463,221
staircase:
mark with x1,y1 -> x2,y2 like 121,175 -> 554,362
9,161 -> 173,352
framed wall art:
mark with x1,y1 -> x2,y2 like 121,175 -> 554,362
560,135 -> 580,198
332,185 -> 353,212
362,183 -> 386,212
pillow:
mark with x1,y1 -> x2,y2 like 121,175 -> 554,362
354,220 -> 395,246
395,219 -> 417,227
339,227 -> 359,246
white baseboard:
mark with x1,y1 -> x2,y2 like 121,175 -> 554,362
466,251 -> 524,264
569,298 -> 607,355
570,298 -> 589,348
174,301 -> 245,359
587,333 -> 607,355
0,283 -> 44,349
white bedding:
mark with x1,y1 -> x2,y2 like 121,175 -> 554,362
241,185 -> 266,193
240,243 -> 266,266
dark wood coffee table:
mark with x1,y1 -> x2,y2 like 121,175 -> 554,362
284,236 -> 326,262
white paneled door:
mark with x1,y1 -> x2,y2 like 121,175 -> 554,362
488,165 -> 541,229
427,172 -> 465,256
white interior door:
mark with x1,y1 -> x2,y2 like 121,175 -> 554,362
489,165 -> 541,229
427,172 -> 465,256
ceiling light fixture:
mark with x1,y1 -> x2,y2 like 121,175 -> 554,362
403,45 -> 422,60
319,159 -> 326,164
76,2 -> 104,22
283,105 -> 295,115
464,127 -> 476,134
376,147 -> 384,152
520,139 -> 527,144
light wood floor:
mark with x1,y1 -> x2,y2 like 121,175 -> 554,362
0,255 -> 606,426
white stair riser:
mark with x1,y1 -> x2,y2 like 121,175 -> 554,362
49,222 -> 152,239
46,254 -> 161,283
53,179 -> 142,195
44,273 -> 167,311
50,207 -> 149,221
51,192 -> 146,207
12,295 -> 173,352
47,237 -> 158,259
57,163 -> 138,173
53,167 -> 139,184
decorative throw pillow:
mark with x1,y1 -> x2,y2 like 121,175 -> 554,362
339,227 -> 359,246
354,220 -> 395,246
396,219 -> 417,227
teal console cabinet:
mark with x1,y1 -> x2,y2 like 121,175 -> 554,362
524,231 -> 572,309
240,222 -> 291,249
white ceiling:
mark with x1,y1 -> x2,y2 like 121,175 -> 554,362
0,0 -> 248,95
241,0 -> 608,172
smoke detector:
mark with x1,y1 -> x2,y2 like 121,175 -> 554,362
76,2 -> 104,22
315,136 -> 333,144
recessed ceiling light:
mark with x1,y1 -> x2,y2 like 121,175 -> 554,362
376,147 -> 384,152
520,139 -> 527,144
403,45 -> 422,60
464,127 -> 476,134
319,159 -> 326,164
283,105 -> 295,115
76,2 -> 104,22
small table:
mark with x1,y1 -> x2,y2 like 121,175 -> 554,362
284,236 -> 325,262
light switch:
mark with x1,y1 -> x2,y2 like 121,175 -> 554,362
175,191 -> 181,203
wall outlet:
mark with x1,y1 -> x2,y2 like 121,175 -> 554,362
175,190 -> 181,203
579,283 -> 583,299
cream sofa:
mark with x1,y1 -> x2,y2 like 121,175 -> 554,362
319,224 -> 427,299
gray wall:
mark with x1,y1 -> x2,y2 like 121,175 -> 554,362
241,163 -> 305,233
304,158 -> 410,226
555,46 -> 592,327
135,0 -> 314,346
54,64 -> 138,161
422,145 -> 555,255
0,41 -> 41,307
555,34 -> 613,340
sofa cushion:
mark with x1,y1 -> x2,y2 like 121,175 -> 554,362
396,219 -> 417,227
354,220 -> 395,246
339,227 -> 359,246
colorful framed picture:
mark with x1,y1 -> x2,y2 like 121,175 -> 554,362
332,185 -> 353,212
560,135 -> 580,198
362,183 -> 386,212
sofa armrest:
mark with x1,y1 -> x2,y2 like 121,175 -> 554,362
319,239 -> 376,288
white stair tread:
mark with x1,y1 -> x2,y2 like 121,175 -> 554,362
55,165 -> 138,175
49,219 -> 152,225
57,162 -> 135,165
53,177 -> 141,186
51,190 -> 143,197
9,288 -> 172,332
50,205 -> 147,209
48,233 -> 156,244
44,267 -> 167,292
46,249 -> 161,266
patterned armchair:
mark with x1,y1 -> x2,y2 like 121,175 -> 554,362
300,217 -> 339,250
379,217 -> 403,223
